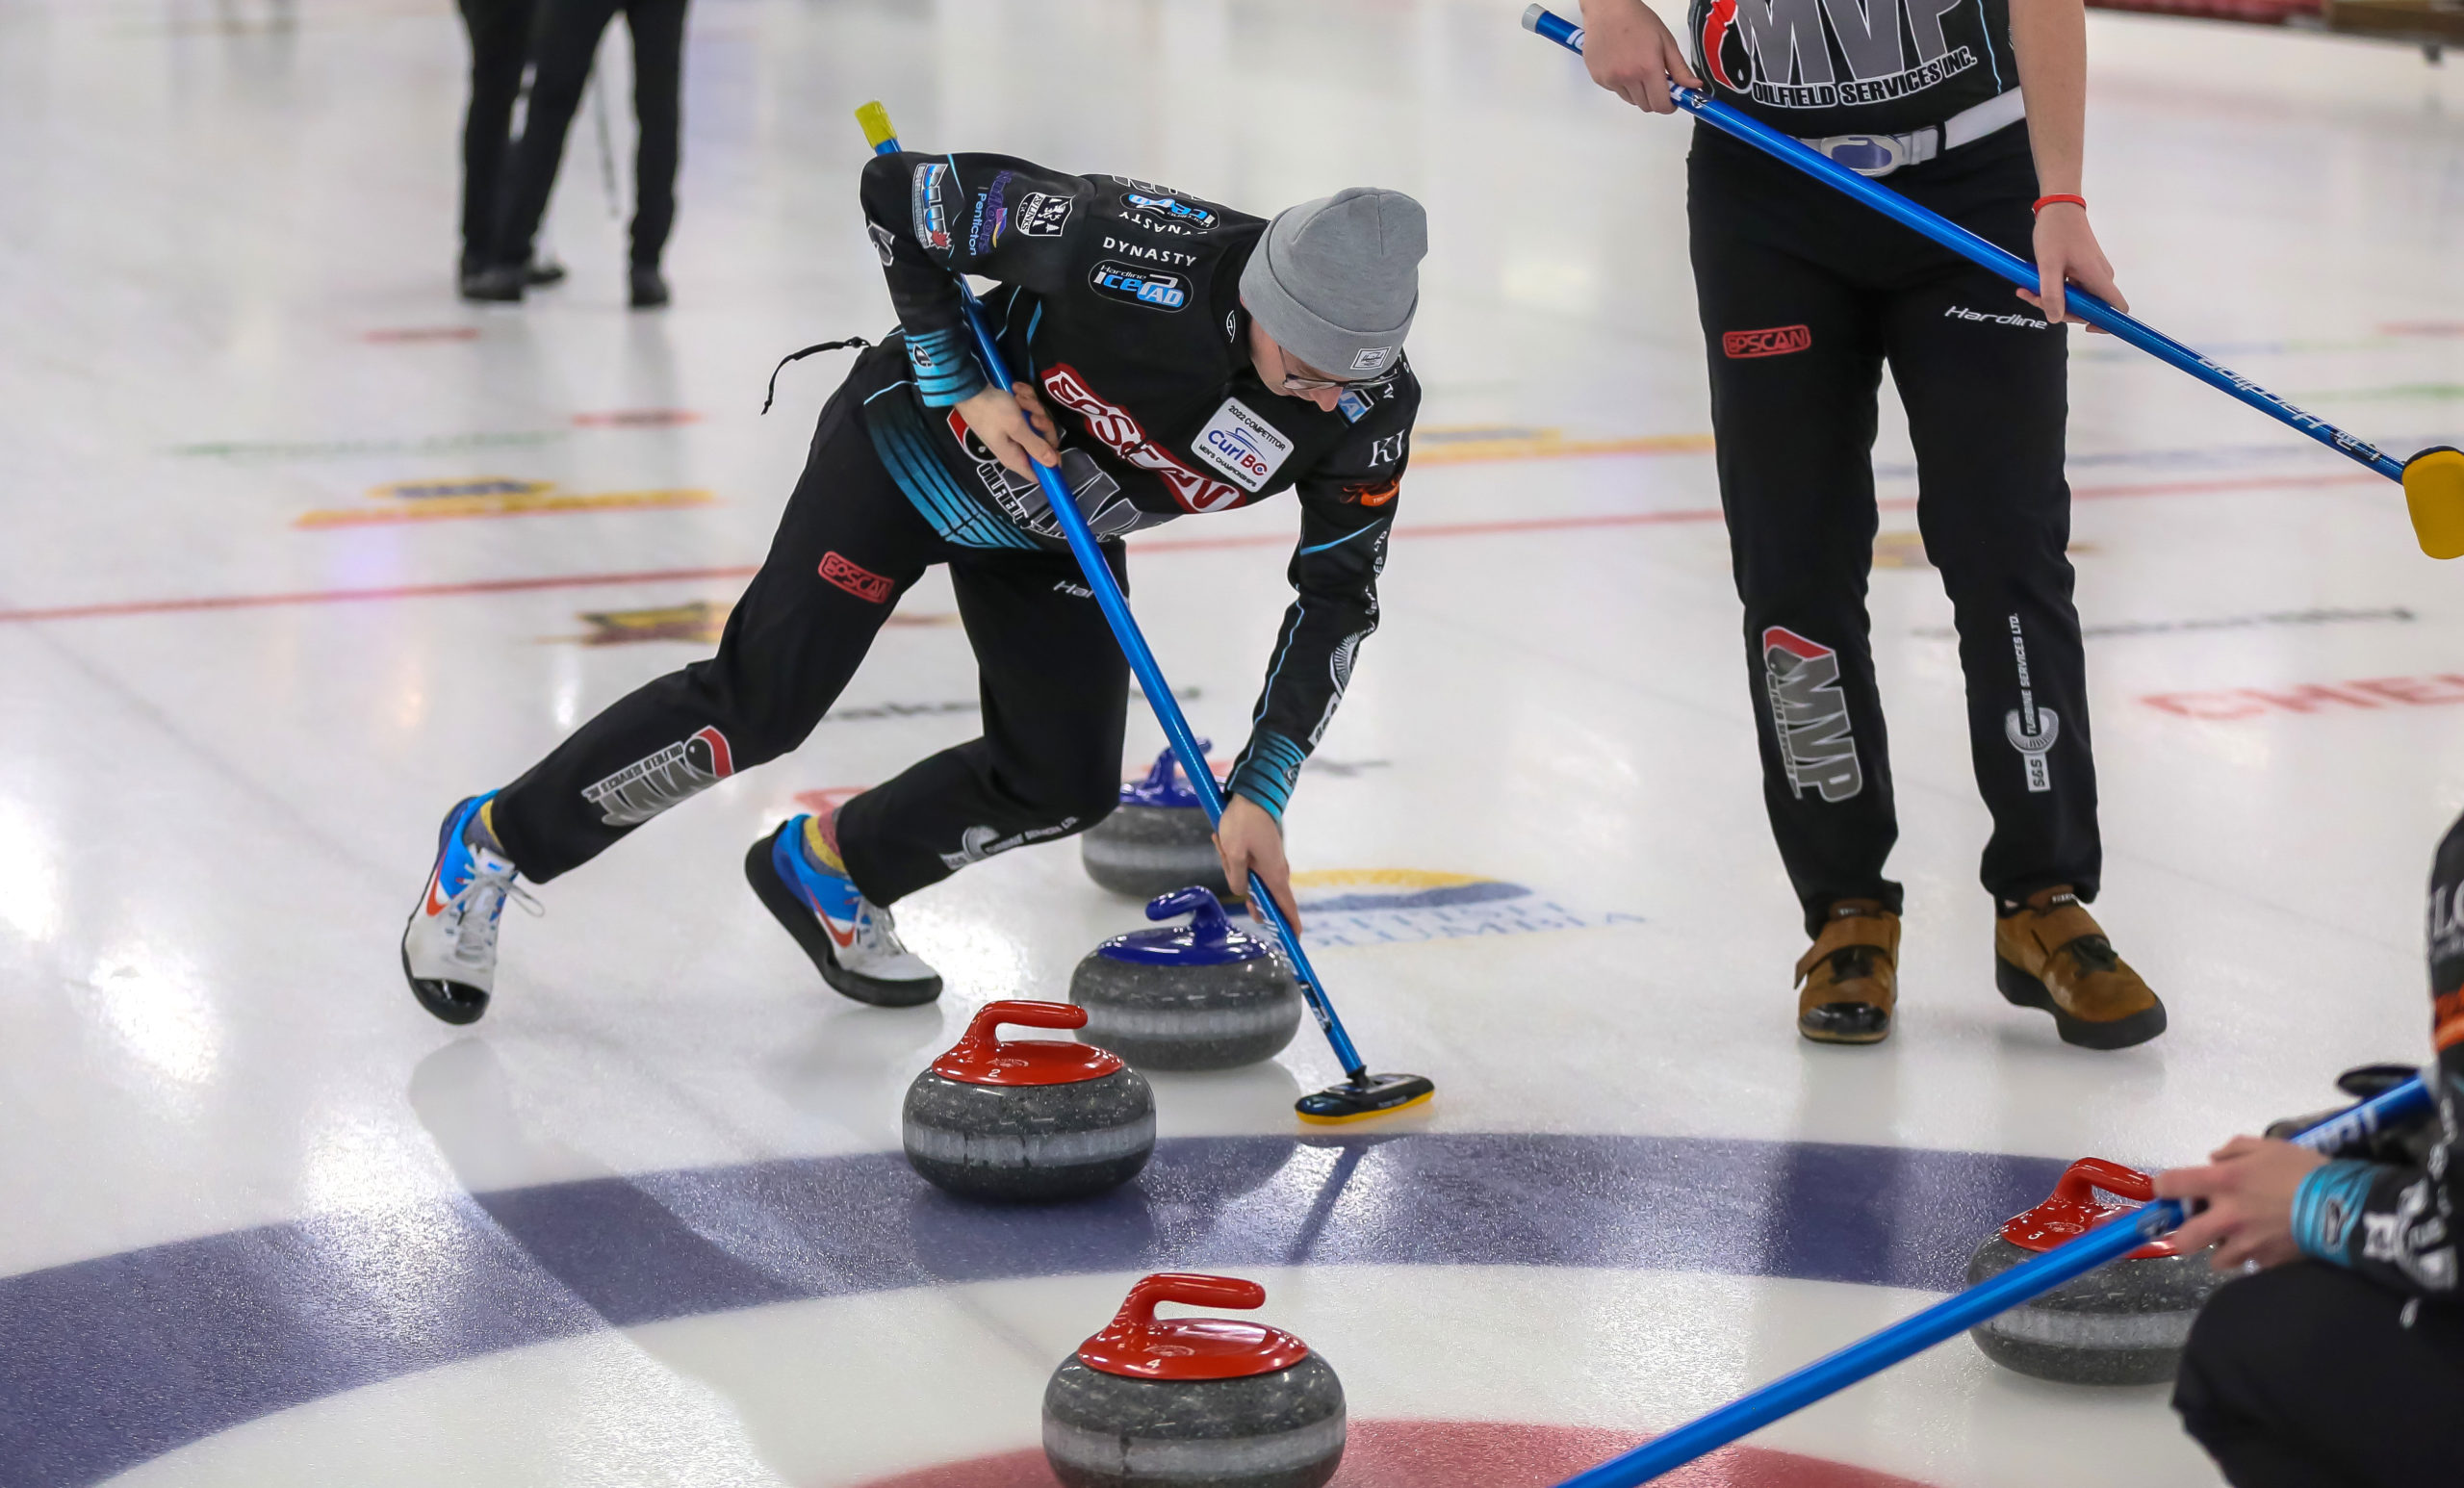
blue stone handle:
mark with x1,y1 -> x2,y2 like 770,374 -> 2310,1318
1146,886 -> 1233,945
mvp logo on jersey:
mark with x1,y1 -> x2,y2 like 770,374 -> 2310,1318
1762,626 -> 1864,802
1699,0 -> 1983,111
1191,398 -> 1294,493
1090,261 -> 1189,311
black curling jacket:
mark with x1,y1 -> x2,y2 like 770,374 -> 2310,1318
2290,813 -> 2464,1299
850,150 -> 1419,820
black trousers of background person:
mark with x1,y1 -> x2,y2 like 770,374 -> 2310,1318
2174,1261 -> 2464,1485
455,0 -> 537,271
488,377 -> 1131,905
1688,124 -> 2097,939
488,0 -> 687,271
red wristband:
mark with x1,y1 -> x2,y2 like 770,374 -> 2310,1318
2033,194 -> 2087,215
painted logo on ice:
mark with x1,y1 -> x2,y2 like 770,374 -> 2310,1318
1762,626 -> 1863,803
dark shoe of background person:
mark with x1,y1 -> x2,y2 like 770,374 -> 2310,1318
1994,886 -> 2167,1049
526,257 -> 567,287
1796,899 -> 1900,1045
461,263 -> 527,302
629,264 -> 670,309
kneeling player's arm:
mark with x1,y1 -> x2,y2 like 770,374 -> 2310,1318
857,151 -> 1087,406
2291,834 -> 2464,1297
1226,487 -> 1396,822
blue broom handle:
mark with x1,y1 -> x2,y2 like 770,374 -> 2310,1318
1520,6 -> 2406,484
1554,1071 -> 2436,1487
864,129 -> 1368,1080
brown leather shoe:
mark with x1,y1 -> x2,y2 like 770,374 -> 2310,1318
1993,886 -> 2166,1049
1796,900 -> 1900,1044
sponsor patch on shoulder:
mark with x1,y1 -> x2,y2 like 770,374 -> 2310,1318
1089,260 -> 1189,311
1336,388 -> 1373,423
1014,190 -> 1074,237
910,163 -> 951,252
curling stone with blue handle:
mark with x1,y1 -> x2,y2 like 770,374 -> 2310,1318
1071,888 -> 1303,1071
1043,1272 -> 1346,1488
1965,1157 -> 2222,1385
902,1000 -> 1155,1203
1082,744 -> 1234,901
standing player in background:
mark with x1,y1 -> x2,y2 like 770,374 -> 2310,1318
2154,813 -> 2464,1480
453,0 -> 567,299
1577,0 -> 2165,1050
463,0 -> 689,308
401,154 -> 1424,1023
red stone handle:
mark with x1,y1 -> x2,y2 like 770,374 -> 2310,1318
1099,1273 -> 1267,1340
955,999 -> 1087,1049
2053,1157 -> 2153,1205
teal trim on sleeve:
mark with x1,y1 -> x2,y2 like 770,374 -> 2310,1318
2291,1158 -> 2380,1268
1227,731 -> 1308,822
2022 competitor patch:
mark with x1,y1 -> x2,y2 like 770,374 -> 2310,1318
1723,324 -> 1813,359
819,551 -> 895,603
585,727 -> 734,827
1190,398 -> 1293,493
1762,627 -> 1863,802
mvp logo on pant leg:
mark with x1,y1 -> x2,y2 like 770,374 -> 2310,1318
584,727 -> 735,827
1762,627 -> 1863,802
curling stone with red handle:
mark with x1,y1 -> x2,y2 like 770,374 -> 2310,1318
901,1001 -> 1155,1202
1042,1272 -> 1345,1488
1081,745 -> 1234,901
1965,1157 -> 2223,1384
1070,888 -> 1302,1071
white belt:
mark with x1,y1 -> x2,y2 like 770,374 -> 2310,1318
1798,88 -> 2026,178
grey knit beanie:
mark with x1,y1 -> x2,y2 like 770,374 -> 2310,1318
1240,188 -> 1425,379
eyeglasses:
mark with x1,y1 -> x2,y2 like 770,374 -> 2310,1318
1279,361 -> 1403,395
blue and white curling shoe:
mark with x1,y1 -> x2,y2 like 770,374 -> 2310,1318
400,794 -> 535,1025
746,815 -> 942,1007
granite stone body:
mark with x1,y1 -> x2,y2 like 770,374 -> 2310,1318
1042,1354 -> 1346,1488
1082,803 -> 1234,901
1071,949 -> 1302,1070
1964,1234 -> 2224,1384
901,1065 -> 1156,1202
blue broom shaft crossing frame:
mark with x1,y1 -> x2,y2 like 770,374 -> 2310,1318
865,127 -> 1369,1081
1554,1071 -> 2436,1487
1521,6 -> 2406,484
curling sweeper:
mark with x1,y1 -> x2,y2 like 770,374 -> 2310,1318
1523,5 -> 2464,560
902,1001 -> 1155,1202
1082,745 -> 1236,902
1043,1272 -> 1345,1488
855,101 -> 1433,1125
1072,888 -> 1304,1071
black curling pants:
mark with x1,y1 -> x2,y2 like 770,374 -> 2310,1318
1689,126 -> 2097,937
2173,1262 -> 2464,1485
490,0 -> 686,269
455,0 -> 537,269
489,378 -> 1131,904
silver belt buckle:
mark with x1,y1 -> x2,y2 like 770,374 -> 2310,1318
1811,133 -> 1906,177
